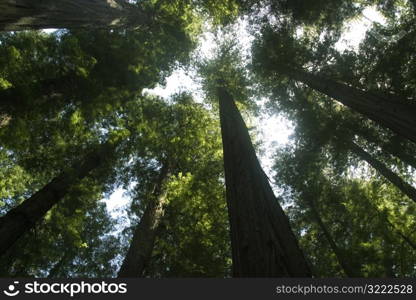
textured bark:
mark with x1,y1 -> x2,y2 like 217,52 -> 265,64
349,142 -> 416,204
218,86 -> 311,277
0,0 -> 150,31
118,163 -> 169,278
0,141 -> 114,257
306,196 -> 362,277
282,67 -> 416,144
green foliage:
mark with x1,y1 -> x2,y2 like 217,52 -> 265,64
147,170 -> 231,277
1,0 -> 416,279
197,40 -> 257,114
114,94 -> 230,277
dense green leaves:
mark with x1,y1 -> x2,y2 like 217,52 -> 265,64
1,0 -> 416,278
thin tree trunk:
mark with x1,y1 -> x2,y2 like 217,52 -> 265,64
0,141 -> 115,257
386,219 -> 416,251
306,196 -> 362,277
357,130 -> 416,170
118,163 -> 170,277
0,0 -> 150,31
349,142 -> 416,203
282,67 -> 416,144
47,253 -> 70,278
217,86 -> 311,277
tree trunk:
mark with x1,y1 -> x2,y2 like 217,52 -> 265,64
217,86 -> 311,277
47,253 -> 70,278
306,196 -> 362,277
358,130 -> 416,170
349,142 -> 416,204
386,219 -> 416,251
282,67 -> 416,144
118,163 -> 170,278
0,141 -> 115,257
0,0 -> 150,31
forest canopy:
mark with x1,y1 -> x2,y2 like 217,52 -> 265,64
0,0 -> 415,278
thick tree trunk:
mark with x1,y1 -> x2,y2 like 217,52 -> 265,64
218,86 -> 311,277
0,141 -> 114,257
282,67 -> 416,144
0,0 -> 149,31
118,163 -> 169,278
349,142 -> 416,204
306,196 -> 361,277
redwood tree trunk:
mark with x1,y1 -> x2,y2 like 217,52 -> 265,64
306,196 -> 361,277
118,163 -> 170,278
349,142 -> 416,203
0,0 -> 149,31
283,67 -> 416,144
218,86 -> 311,277
0,141 -> 114,257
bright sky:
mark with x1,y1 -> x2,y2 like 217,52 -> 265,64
335,6 -> 386,51
104,6 -> 386,212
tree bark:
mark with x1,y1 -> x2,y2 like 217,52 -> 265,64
218,86 -> 311,277
0,141 -> 115,257
118,163 -> 170,278
305,196 -> 361,277
349,142 -> 416,204
282,67 -> 416,144
0,0 -> 150,31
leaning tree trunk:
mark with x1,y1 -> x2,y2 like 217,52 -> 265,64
217,86 -> 311,277
305,196 -> 362,277
282,67 -> 416,144
357,130 -> 416,170
386,219 -> 416,251
0,0 -> 150,31
0,140 -> 115,257
118,163 -> 170,277
349,142 -> 416,204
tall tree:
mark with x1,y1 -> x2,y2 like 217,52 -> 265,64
0,24 -> 196,123
251,27 -> 416,144
0,0 -> 243,31
217,85 -> 311,276
268,82 -> 416,276
304,194 -> 362,277
116,93 -> 229,277
0,138 -> 118,257
348,141 -> 416,204
274,140 -> 416,277
0,0 -> 151,31
118,163 -> 170,277
197,41 -> 311,276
